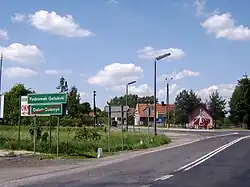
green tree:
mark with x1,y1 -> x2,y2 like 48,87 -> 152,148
68,86 -> 80,118
229,86 -> 242,124
79,102 -> 92,115
108,94 -> 157,108
56,77 -> 68,93
174,89 -> 201,125
4,83 -> 34,125
229,74 -> 250,129
207,90 -> 227,129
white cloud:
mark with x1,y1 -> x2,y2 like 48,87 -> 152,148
12,13 -> 26,22
158,84 -> 182,102
127,84 -> 153,97
0,43 -> 43,65
137,46 -> 185,60
28,10 -> 94,38
160,69 -> 200,81
194,0 -> 219,17
88,63 -> 143,86
3,67 -> 37,78
113,83 -> 180,102
45,69 -> 72,75
80,92 -> 88,98
197,84 -> 236,101
158,83 -> 235,103
111,82 -> 235,105
112,83 -> 152,97
0,29 -> 8,40
201,13 -> 250,40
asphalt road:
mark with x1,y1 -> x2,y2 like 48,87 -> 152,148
152,135 -> 250,187
3,132 -> 248,187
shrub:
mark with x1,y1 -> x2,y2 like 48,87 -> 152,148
0,126 -> 170,157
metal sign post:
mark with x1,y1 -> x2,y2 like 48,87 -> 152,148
57,116 -> 60,157
121,105 -> 124,151
108,105 -> 111,152
104,105 -> 129,152
33,116 -> 36,155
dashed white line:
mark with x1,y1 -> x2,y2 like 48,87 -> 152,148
154,174 -> 173,181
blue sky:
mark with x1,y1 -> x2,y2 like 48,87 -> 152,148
0,0 -> 250,108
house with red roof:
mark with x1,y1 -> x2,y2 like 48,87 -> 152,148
134,102 -> 175,126
188,103 -> 213,129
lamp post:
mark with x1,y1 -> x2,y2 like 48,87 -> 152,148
126,80 -> 136,131
154,53 -> 171,136
165,77 -> 173,128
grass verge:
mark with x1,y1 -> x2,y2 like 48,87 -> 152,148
0,126 -> 170,158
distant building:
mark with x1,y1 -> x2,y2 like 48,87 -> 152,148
134,102 -> 175,126
111,107 -> 136,127
188,103 -> 213,129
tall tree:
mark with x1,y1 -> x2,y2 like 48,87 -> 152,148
4,84 -> 34,125
229,86 -> 242,124
207,90 -> 226,128
68,86 -> 80,118
229,74 -> 250,129
56,77 -> 68,93
174,89 -> 201,124
108,94 -> 157,108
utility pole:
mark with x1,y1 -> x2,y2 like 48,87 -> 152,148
125,81 -> 136,131
153,53 -> 171,136
93,90 -> 97,126
167,82 -> 170,128
154,59 -> 157,136
165,77 -> 173,128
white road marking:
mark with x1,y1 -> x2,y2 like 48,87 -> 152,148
0,132 -> 240,187
176,137 -> 239,172
154,174 -> 173,181
176,135 -> 250,172
146,132 -> 238,155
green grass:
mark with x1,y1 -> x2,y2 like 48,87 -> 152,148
0,125 -> 170,158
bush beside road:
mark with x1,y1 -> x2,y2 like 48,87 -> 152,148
0,125 -> 170,158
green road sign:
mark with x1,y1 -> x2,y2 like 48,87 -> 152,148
28,93 -> 67,104
30,104 -> 63,116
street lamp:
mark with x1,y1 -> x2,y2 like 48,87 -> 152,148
126,80 -> 136,131
154,53 -> 171,136
165,77 -> 173,128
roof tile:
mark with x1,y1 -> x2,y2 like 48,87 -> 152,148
137,103 -> 175,117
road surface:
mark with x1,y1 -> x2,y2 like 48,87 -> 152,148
1,131 -> 250,187
152,134 -> 250,187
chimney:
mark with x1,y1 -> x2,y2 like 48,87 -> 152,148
161,101 -> 164,105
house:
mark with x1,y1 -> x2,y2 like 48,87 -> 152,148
134,102 -> 175,126
111,107 -> 135,127
188,103 -> 213,129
